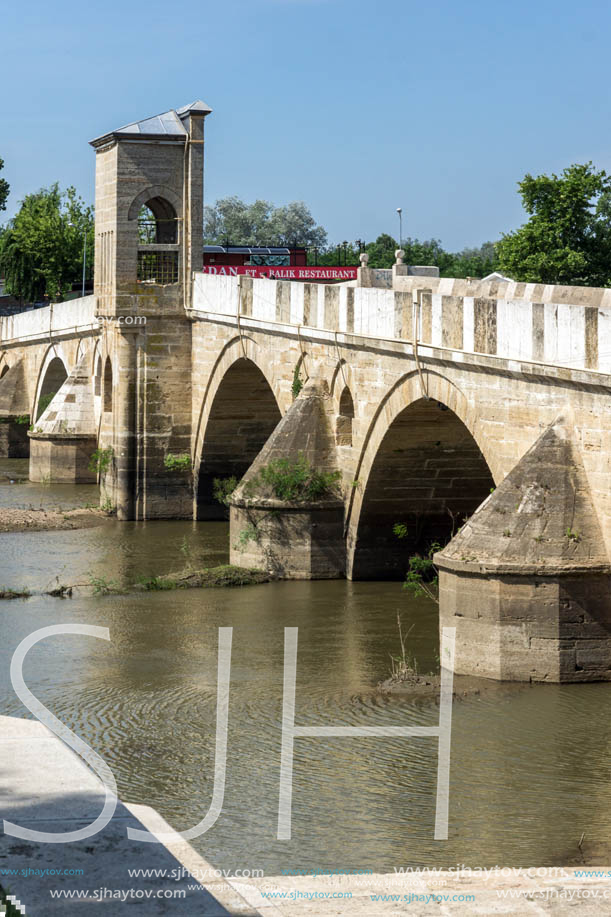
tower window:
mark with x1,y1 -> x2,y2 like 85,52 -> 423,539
137,251 -> 179,284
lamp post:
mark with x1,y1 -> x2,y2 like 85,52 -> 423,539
396,207 -> 403,249
68,221 -> 87,297
81,231 -> 87,297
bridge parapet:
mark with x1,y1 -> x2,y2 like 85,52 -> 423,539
192,272 -> 611,375
0,295 -> 98,344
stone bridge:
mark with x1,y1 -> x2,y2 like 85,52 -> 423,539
1,100 -> 610,683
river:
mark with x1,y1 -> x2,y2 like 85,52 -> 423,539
1,458 -> 610,872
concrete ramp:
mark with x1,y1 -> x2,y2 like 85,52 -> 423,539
0,716 -> 259,915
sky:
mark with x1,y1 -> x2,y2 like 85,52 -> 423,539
2,0 -> 611,251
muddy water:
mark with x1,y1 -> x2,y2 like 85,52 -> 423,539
1,459 -> 611,872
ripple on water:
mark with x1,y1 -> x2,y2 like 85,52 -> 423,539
0,472 -> 610,870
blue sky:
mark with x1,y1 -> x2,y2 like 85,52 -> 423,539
1,0 -> 611,250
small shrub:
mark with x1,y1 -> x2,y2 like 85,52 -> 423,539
0,587 -> 31,599
0,885 -> 22,916
237,524 -> 260,548
246,453 -> 341,503
37,391 -> 56,417
100,496 -> 116,515
566,527 -> 581,543
402,541 -> 441,602
291,364 -> 303,400
136,575 -> 177,591
89,574 -> 120,595
393,522 -> 408,539
89,446 -> 114,476
164,453 -> 192,472
13,414 -> 30,426
213,476 -> 238,506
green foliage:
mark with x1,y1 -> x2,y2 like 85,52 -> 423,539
37,391 -> 57,417
0,586 -> 31,599
291,364 -> 303,400
389,615 -> 419,679
352,233 -> 498,276
0,884 -> 22,916
565,527 -> 581,542
0,183 -> 94,302
163,453 -> 192,472
237,524 -> 260,548
13,414 -> 30,426
0,158 -> 9,213
136,575 -> 177,591
204,196 -> 328,248
213,475 -> 238,506
100,496 -> 116,514
171,564 -> 271,588
88,574 -> 120,595
393,536 -> 442,602
88,446 -> 114,476
246,453 -> 341,503
497,163 -> 611,285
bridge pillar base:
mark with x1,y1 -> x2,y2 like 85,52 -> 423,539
435,416 -> 611,683
230,503 -> 344,579
228,378 -> 345,579
438,569 -> 611,682
0,416 -> 30,458
28,434 -> 97,484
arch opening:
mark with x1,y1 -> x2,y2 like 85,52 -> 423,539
36,357 -> 68,419
103,358 -> 113,413
336,385 -> 354,446
196,358 -> 282,519
137,198 -> 178,244
137,197 -> 179,284
352,397 -> 494,579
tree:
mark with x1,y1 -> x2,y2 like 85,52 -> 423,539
496,163 -> 611,285
0,184 -> 93,302
364,233 -> 400,268
0,158 -> 9,212
448,242 -> 498,278
204,196 -> 327,248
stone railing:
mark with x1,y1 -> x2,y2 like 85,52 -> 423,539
0,295 -> 98,344
192,272 -> 611,374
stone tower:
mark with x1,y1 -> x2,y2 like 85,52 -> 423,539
89,100 -> 212,519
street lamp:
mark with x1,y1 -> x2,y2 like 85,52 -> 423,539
68,221 -> 87,297
81,232 -> 87,297
396,208 -> 403,248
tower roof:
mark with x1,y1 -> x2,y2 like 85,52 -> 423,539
89,101 -> 213,148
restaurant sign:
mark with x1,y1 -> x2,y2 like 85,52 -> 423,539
201,266 -> 358,281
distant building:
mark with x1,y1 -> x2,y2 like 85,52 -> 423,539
203,245 -> 307,269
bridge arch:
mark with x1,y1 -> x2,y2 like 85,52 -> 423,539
347,370 -> 496,579
33,348 -> 70,420
193,338 -> 284,519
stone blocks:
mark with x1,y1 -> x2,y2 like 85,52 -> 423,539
29,434 -> 97,484
230,504 -> 344,579
439,569 -> 611,682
